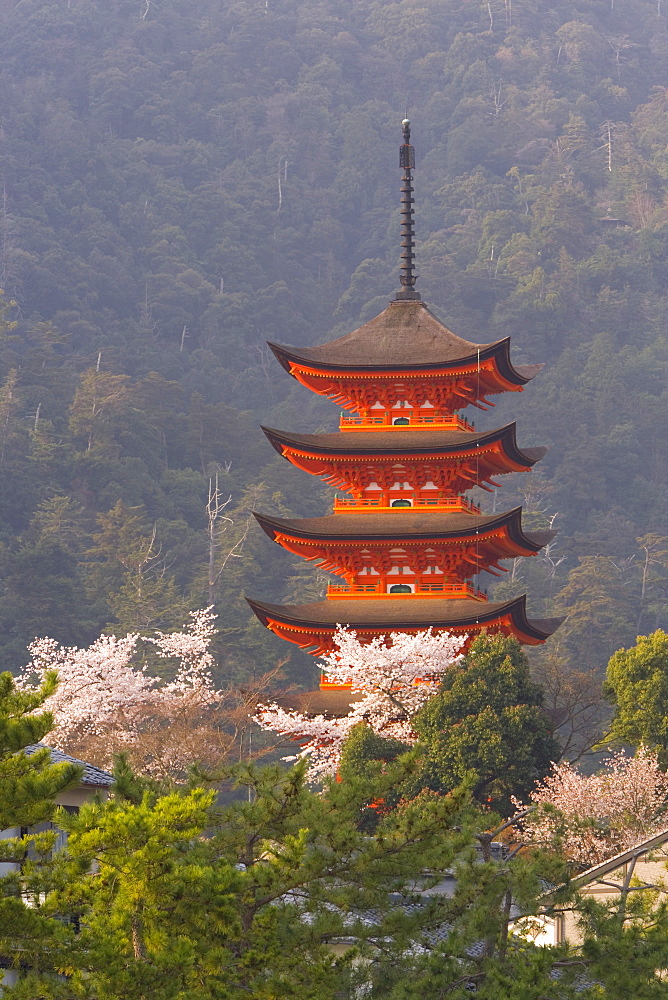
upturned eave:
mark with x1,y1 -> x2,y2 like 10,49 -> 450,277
253,507 -> 554,554
267,299 -> 541,387
246,594 -> 563,647
261,424 -> 547,469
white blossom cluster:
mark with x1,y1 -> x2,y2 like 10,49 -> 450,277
255,626 -> 465,779
517,747 -> 668,864
147,607 -> 218,698
17,608 -> 222,773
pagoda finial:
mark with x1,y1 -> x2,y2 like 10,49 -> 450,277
396,117 -> 421,301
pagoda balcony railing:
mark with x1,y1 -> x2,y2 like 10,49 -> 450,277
326,581 -> 487,601
333,496 -> 481,514
339,412 -> 474,431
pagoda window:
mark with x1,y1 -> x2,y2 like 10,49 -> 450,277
388,583 -> 414,594
391,498 -> 413,507
392,401 -> 411,420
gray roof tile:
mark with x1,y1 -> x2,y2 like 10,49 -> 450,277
24,744 -> 114,787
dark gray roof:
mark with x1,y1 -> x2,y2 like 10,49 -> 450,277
24,744 -> 114,787
268,299 -> 541,383
247,595 -> 563,642
254,507 -> 555,553
263,424 -> 547,467
279,687 -> 365,717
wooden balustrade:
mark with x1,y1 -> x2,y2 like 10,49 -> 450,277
339,412 -> 474,431
332,496 -> 481,513
326,581 -> 487,600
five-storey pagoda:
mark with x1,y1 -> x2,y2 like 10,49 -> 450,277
248,120 -> 560,658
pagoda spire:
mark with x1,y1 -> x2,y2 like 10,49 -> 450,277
397,118 -> 420,301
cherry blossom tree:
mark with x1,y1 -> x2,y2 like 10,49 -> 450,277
255,626 -> 465,779
17,609 -> 279,778
517,746 -> 668,864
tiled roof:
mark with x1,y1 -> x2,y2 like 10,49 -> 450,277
254,507 -> 555,551
268,299 -> 541,382
24,744 -> 114,787
279,688 -> 364,717
247,595 -> 563,642
262,424 -> 547,466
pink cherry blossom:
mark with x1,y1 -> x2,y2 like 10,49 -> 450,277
255,626 -> 465,779
517,747 -> 668,863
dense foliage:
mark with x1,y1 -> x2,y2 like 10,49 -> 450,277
5,749 -> 668,1000
412,634 -> 561,811
0,0 -> 667,693
605,629 -> 668,765
0,670 -> 81,974
0,669 -> 80,828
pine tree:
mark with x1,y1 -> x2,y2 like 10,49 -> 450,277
0,670 -> 80,829
0,670 -> 82,986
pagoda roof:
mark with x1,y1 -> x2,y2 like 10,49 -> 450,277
247,595 -> 562,644
254,507 -> 555,553
269,299 -> 542,380
262,424 -> 547,467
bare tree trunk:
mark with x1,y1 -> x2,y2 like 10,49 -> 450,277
207,474 -> 232,606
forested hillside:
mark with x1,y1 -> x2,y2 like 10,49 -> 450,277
0,0 -> 666,688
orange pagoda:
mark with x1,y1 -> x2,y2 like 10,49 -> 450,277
248,120 -> 560,659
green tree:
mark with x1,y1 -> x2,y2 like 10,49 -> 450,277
605,629 -> 668,767
0,671 -> 82,986
554,556 -> 638,672
0,368 -> 24,472
0,537 -> 99,665
68,369 -> 133,456
636,533 -> 668,632
85,500 -> 189,634
0,760 -> 479,999
0,670 -> 80,829
411,634 -> 561,813
4,756 -> 668,1000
